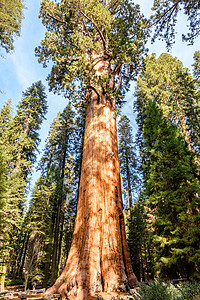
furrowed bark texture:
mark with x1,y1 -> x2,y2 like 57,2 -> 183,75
45,57 -> 138,299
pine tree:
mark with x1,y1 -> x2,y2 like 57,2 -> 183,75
0,82 -> 47,284
0,100 -> 11,213
0,100 -> 15,291
118,115 -> 137,208
13,80 -> 48,168
142,100 -> 200,279
0,0 -> 24,53
23,175 -> 56,289
126,200 -> 154,282
24,104 -> 77,288
136,53 -> 200,158
36,1 -> 149,297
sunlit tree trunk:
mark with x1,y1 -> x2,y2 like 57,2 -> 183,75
46,56 -> 138,299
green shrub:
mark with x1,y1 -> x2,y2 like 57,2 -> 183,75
132,280 -> 200,300
176,282 -> 200,300
5,277 -> 24,286
134,280 -> 171,300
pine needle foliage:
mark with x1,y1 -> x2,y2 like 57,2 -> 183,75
118,115 -> 137,208
151,0 -> 200,48
24,103 -> 80,287
0,0 -> 24,53
36,0 -> 149,101
136,53 -> 200,160
142,100 -> 200,279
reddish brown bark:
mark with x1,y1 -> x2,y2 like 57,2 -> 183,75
45,57 -> 138,299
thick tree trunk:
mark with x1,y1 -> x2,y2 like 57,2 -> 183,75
45,58 -> 138,299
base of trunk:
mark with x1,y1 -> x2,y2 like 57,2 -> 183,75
45,93 -> 138,299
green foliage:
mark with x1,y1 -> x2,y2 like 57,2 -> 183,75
175,281 -> 200,300
14,80 -> 48,166
5,277 -> 24,287
134,280 -> 171,300
0,144 -> 7,211
126,202 -> 154,282
136,53 -> 200,159
0,0 -> 24,53
193,51 -> 200,82
0,82 -> 47,282
132,280 -> 200,300
151,0 -> 200,48
24,103 -> 80,286
36,0 -> 149,101
142,100 -> 200,279
118,115 -> 137,207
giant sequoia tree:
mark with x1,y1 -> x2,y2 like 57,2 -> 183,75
36,0 -> 148,298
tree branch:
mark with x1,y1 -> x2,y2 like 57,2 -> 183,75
86,85 -> 100,102
46,11 -> 67,25
115,72 -> 122,92
151,2 -> 179,27
112,63 -> 122,76
109,0 -> 120,14
78,7 -> 107,51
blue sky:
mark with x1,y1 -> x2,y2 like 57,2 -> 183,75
0,0 -> 200,195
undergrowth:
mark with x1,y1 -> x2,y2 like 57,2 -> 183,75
132,280 -> 200,300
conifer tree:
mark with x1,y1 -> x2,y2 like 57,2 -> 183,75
126,201 -> 154,282
23,175 -> 56,289
0,100 -> 16,290
13,80 -> 48,168
0,100 -> 11,213
142,100 -> 200,279
0,143 -> 8,291
36,0 -> 149,297
0,82 -> 47,283
136,53 -> 200,159
118,115 -> 137,208
24,104 -> 77,288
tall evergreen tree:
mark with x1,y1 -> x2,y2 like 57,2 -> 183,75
13,80 -> 48,168
118,115 -> 137,208
142,100 -> 200,279
126,201 -> 154,282
0,100 -> 11,213
136,53 -> 200,159
0,100 -> 16,291
0,82 -> 47,284
24,104 -> 77,288
36,0 -> 149,298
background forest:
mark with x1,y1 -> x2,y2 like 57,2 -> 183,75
0,0 -> 200,299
